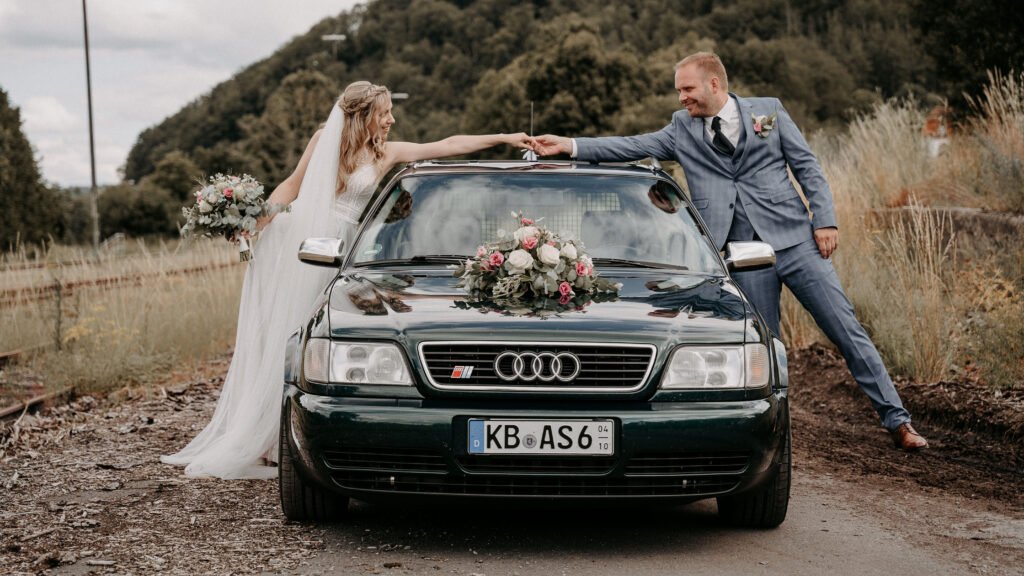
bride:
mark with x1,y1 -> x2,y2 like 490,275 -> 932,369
161,81 -> 533,479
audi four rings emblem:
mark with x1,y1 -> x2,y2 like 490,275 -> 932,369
493,351 -> 582,382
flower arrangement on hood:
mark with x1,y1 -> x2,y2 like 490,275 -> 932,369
452,212 -> 621,304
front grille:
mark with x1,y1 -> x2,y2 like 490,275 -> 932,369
419,342 -> 656,392
322,448 -> 447,474
625,452 -> 750,475
330,471 -> 739,497
457,456 -> 617,475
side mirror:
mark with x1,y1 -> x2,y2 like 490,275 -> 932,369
298,237 -> 346,267
725,241 -> 776,272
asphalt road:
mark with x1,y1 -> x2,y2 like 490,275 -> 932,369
281,470 -> 1023,576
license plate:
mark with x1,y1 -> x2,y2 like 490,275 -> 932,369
467,419 -> 614,455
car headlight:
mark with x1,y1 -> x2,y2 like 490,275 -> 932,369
303,339 -> 412,385
660,344 -> 770,389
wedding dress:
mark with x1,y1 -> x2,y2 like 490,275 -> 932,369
161,106 -> 381,479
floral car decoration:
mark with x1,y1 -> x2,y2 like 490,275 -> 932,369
452,212 -> 621,304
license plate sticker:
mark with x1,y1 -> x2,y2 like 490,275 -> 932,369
467,419 -> 614,455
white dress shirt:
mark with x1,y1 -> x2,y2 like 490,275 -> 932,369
570,96 -> 741,157
706,95 -> 740,148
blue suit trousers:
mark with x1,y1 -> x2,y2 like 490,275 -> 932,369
732,239 -> 911,430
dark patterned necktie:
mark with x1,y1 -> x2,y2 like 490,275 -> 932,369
711,116 -> 735,156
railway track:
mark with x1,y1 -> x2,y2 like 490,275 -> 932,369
0,261 -> 238,310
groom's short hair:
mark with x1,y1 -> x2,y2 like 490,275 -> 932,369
675,52 -> 729,91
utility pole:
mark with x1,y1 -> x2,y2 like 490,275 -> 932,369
82,0 -> 100,249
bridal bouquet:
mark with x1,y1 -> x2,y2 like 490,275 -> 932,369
180,173 -> 287,261
452,212 -> 621,304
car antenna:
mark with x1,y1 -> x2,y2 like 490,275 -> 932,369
523,101 -> 538,162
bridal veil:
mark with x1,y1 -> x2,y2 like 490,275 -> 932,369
161,105 -> 345,479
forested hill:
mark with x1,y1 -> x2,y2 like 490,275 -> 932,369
122,0 -> 1018,187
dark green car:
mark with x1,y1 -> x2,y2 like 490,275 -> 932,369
280,161 -> 791,528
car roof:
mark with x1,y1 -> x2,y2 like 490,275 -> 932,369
400,159 -> 673,180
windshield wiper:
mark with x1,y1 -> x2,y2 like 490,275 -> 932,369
591,258 -> 688,270
355,255 -> 468,267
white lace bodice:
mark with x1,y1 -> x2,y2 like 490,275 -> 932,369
332,163 -> 381,224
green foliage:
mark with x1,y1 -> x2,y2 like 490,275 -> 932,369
124,0 -> 953,188
912,0 -> 1024,108
145,151 -> 203,202
236,70 -> 340,185
0,87 -> 63,248
98,182 -> 180,238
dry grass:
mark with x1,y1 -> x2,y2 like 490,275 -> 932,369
1,239 -> 244,397
780,71 -> 1024,388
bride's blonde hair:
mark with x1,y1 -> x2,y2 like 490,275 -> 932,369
336,81 -> 391,195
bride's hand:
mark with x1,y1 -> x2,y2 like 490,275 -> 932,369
256,213 -> 274,232
505,132 -> 534,150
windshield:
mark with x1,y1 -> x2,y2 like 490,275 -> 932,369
351,172 -> 723,273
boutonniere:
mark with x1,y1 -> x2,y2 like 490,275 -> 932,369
752,113 -> 777,138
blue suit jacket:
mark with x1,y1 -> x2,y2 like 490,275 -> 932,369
576,95 -> 836,251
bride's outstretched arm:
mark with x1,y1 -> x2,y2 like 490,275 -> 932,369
384,133 -> 533,168
257,129 -> 324,230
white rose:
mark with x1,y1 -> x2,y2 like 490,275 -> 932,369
538,243 -> 560,266
559,243 -> 577,260
505,249 -> 535,275
198,200 -> 213,213
513,226 -> 540,242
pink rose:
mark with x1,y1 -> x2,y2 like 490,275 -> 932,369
224,188 -> 233,199
558,293 -> 572,305
558,281 -> 572,297
521,218 -> 534,225
522,236 -> 538,250
753,122 -> 762,133
575,261 -> 589,276
476,245 -> 487,258
489,251 -> 504,267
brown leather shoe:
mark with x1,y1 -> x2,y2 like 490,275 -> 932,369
891,423 -> 929,451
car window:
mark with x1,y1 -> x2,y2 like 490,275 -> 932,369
351,173 -> 723,273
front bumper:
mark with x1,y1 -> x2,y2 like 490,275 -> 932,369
283,386 -> 788,501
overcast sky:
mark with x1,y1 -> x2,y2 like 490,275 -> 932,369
0,0 -> 360,187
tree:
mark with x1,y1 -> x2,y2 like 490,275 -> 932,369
912,0 -> 1024,106
0,87 -> 61,248
464,17 -> 650,139
236,70 -> 340,185
98,182 -> 179,238
144,151 -> 203,202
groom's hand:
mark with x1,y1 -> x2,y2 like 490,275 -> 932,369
814,227 -> 838,258
533,135 -> 572,156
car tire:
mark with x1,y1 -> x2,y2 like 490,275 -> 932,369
717,416 -> 791,529
279,407 -> 349,522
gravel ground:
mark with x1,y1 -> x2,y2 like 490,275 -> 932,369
1,346 -> 1021,575
0,355 -> 325,575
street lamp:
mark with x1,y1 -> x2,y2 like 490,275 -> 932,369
81,0 -> 99,249
321,33 -> 346,57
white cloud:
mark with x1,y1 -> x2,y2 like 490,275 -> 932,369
22,96 -> 80,133
0,0 -> 359,186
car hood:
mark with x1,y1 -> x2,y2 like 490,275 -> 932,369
326,268 -> 755,347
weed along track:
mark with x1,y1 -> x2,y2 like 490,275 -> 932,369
0,261 -> 236,310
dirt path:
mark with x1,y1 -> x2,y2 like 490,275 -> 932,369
0,349 -> 1021,575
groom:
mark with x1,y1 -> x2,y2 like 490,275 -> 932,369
533,52 -> 928,451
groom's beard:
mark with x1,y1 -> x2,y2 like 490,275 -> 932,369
683,87 -> 717,118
